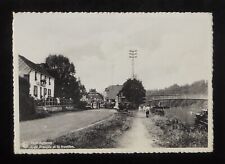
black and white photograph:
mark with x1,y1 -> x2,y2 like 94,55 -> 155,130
13,12 -> 213,153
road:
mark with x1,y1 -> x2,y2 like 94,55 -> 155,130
20,109 -> 116,143
118,111 -> 158,150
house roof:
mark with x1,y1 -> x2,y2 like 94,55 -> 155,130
87,91 -> 103,100
105,85 -> 123,100
19,55 -> 53,78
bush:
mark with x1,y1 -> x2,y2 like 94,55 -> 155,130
153,117 -> 208,147
78,101 -> 88,109
19,77 -> 36,121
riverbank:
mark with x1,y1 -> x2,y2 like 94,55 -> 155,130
148,115 -> 208,147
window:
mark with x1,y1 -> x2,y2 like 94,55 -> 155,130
48,89 -> 51,97
35,72 -> 37,81
44,88 -> 47,96
49,77 -> 51,85
40,74 -> 42,81
33,86 -> 38,97
40,87 -> 42,98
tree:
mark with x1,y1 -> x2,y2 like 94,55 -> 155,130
121,78 -> 146,108
44,54 -> 86,103
19,77 -> 35,121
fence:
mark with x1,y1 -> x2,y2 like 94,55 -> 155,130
35,97 -> 73,107
34,97 -> 74,113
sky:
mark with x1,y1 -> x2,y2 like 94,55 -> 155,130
13,13 -> 212,93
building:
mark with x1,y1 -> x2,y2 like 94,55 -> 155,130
103,85 -> 123,109
104,85 -> 123,102
86,89 -> 104,109
19,55 -> 55,100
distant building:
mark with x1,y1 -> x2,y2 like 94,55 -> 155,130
104,85 -> 123,102
104,85 -> 123,109
19,55 -> 55,99
86,89 -> 104,109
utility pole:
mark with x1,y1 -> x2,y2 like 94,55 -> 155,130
129,50 -> 137,79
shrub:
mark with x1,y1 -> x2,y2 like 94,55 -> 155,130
19,77 -> 36,121
78,101 -> 88,109
153,116 -> 208,147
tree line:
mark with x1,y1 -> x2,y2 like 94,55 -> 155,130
146,80 -> 208,97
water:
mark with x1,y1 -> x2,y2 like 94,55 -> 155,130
164,106 -> 203,125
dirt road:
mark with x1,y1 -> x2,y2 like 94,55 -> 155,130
20,109 -> 116,142
118,111 -> 158,150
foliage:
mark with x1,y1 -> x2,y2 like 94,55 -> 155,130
152,116 -> 208,147
77,101 -> 88,109
120,78 -> 146,107
147,80 -> 208,97
44,54 -> 86,104
19,77 -> 36,121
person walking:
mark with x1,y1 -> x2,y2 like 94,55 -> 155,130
143,105 -> 146,112
138,105 -> 142,111
146,105 -> 150,118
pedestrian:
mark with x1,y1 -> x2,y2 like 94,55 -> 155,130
56,97 -> 60,105
143,105 -> 146,112
138,105 -> 142,111
91,101 -> 93,109
146,105 -> 150,118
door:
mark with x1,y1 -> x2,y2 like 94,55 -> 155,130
40,87 -> 42,99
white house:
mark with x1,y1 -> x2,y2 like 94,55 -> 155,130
19,55 -> 55,100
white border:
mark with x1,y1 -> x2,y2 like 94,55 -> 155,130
13,12 -> 213,154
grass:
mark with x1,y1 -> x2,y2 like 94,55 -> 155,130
150,115 -> 208,147
47,112 -> 133,148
